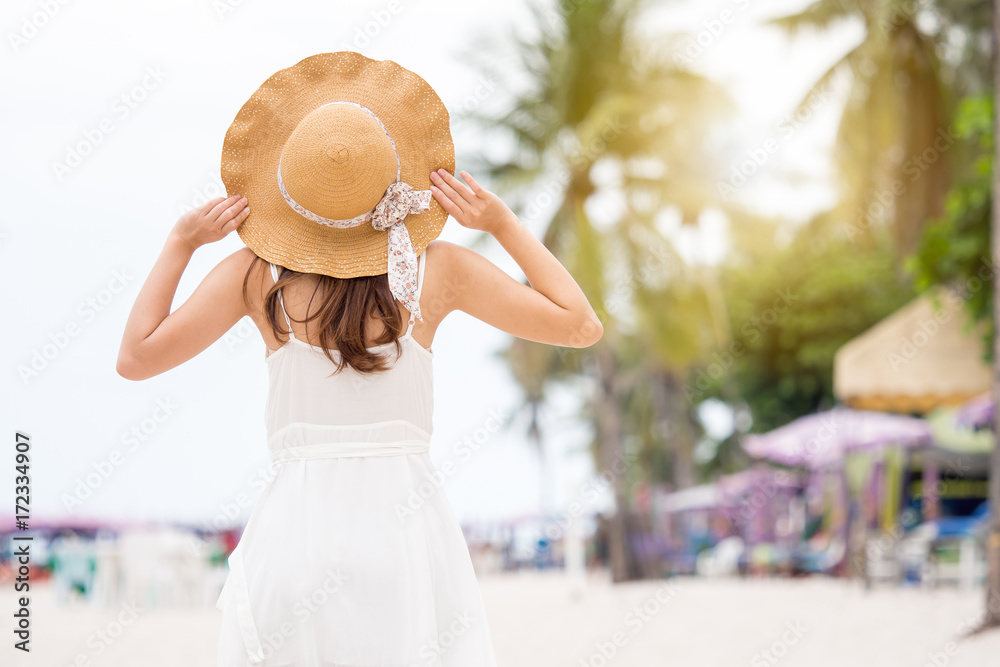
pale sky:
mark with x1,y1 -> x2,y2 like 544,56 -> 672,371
0,0 -> 854,530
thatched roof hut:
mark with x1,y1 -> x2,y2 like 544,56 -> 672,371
833,288 -> 989,414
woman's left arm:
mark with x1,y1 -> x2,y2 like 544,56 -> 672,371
116,195 -> 252,381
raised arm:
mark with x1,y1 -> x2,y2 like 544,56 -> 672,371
428,169 -> 603,348
116,195 -> 252,381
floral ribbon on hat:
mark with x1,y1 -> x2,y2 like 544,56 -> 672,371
276,159 -> 431,322
370,182 -> 432,322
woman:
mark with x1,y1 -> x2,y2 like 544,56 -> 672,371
117,52 -> 602,666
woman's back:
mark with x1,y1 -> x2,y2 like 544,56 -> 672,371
217,248 -> 501,666
263,251 -> 435,461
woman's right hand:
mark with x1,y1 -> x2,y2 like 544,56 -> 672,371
429,169 -> 515,236
171,194 -> 249,251
422,167 -> 603,350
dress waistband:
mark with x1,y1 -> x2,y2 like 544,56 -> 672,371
270,440 -> 430,463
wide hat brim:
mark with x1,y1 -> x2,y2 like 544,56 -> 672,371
222,52 -> 455,278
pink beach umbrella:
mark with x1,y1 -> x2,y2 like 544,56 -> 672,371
741,408 -> 932,469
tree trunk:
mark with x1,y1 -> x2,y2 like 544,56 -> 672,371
528,401 -> 553,517
661,370 -> 698,491
987,0 -> 1000,629
595,342 -> 639,582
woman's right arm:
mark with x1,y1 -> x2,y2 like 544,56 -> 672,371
428,169 -> 603,348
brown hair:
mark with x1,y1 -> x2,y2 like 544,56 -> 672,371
242,255 -> 404,375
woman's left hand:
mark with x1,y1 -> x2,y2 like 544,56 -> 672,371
170,195 -> 250,251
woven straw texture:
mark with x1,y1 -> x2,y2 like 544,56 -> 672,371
222,52 -> 455,278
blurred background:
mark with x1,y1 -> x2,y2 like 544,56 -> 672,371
2,0 -> 1000,665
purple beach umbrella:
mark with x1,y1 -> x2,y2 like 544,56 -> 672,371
741,408 -> 933,469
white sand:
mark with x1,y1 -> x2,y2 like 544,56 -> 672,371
2,571 -> 999,666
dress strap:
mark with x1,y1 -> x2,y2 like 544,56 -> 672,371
269,262 -> 295,341
404,251 -> 427,337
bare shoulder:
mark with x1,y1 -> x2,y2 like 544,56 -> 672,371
229,246 -> 265,282
423,238 -> 464,265
422,237 -> 516,333
420,239 -> 487,318
423,238 -> 486,279
222,246 -> 268,309
420,239 -> 460,324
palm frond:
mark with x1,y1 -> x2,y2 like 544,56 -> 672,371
767,0 -> 862,34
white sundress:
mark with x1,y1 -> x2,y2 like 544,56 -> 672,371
216,251 -> 499,666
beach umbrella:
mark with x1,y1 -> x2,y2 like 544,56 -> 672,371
741,408 -> 933,469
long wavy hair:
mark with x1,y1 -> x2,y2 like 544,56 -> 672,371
242,255 -> 405,375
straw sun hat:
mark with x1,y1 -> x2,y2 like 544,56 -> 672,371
221,51 -> 455,321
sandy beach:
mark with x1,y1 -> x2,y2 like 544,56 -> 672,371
3,570 -> 999,666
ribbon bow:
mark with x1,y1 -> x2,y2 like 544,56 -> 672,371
370,182 -> 431,323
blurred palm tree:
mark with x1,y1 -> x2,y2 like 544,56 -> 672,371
777,0 -> 1000,624
458,0 -> 729,581
770,0 -> 987,254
